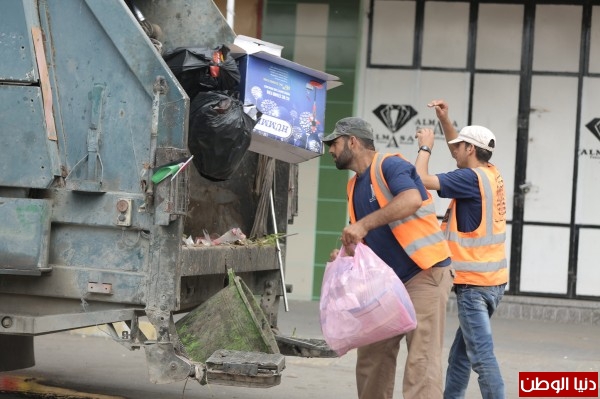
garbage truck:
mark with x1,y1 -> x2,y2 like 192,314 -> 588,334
0,0 -> 335,389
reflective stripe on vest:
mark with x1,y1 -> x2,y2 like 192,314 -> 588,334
451,258 -> 508,273
442,165 -> 507,284
347,152 -> 450,270
372,156 -> 447,252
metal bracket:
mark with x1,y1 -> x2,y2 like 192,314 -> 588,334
87,282 -> 112,294
519,182 -> 532,194
143,76 -> 169,214
65,83 -> 106,192
143,308 -> 195,384
144,342 -> 195,384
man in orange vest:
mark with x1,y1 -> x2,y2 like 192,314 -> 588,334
323,116 -> 454,399
415,100 -> 508,399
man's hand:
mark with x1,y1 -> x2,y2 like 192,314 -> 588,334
328,248 -> 340,261
427,99 -> 458,142
328,245 -> 356,261
427,99 -> 449,120
341,222 -> 367,248
416,128 -> 436,149
414,128 -> 442,191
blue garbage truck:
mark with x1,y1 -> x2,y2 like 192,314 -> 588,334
0,0 -> 332,388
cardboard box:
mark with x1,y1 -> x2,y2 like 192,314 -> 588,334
230,36 -> 339,164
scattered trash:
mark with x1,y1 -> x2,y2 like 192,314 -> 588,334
182,228 -> 248,247
195,229 -> 213,246
212,228 -> 247,245
183,235 -> 195,247
181,230 -> 297,248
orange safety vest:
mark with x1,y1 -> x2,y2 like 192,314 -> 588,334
347,153 -> 451,270
441,164 -> 508,286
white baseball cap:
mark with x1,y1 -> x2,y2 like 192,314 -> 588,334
448,125 -> 496,152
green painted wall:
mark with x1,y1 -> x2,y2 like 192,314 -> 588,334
263,1 -> 361,299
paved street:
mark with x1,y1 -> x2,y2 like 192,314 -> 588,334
1,299 -> 599,398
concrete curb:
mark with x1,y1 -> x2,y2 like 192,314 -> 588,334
447,295 -> 600,325
73,295 -> 600,338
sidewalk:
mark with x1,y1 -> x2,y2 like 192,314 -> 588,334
277,299 -> 600,398
448,294 -> 600,325
7,299 -> 600,399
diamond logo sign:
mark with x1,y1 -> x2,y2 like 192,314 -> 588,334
586,118 -> 600,142
373,104 -> 418,133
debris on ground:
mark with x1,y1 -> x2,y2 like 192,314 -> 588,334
182,230 -> 295,247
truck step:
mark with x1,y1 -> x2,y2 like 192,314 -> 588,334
203,350 -> 285,388
275,335 -> 338,358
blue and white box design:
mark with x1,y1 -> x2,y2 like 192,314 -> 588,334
231,36 -> 338,164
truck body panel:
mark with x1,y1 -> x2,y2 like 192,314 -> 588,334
0,0 -> 327,385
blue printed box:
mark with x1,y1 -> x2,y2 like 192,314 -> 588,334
231,36 -> 339,164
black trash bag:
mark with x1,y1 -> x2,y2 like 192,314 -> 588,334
188,91 -> 255,182
163,45 -> 240,100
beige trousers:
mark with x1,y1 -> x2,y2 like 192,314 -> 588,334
356,266 -> 454,399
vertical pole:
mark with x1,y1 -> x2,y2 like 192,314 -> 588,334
270,189 -> 289,312
226,0 -> 235,28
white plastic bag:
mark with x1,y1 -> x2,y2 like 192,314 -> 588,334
319,242 -> 417,356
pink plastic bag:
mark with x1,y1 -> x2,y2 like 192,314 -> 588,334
319,242 -> 417,356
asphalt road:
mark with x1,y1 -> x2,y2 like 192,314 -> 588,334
1,300 -> 599,398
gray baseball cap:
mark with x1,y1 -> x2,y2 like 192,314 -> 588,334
322,117 -> 374,144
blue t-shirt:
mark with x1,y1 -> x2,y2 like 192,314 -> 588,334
352,156 -> 450,283
437,169 -> 482,232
